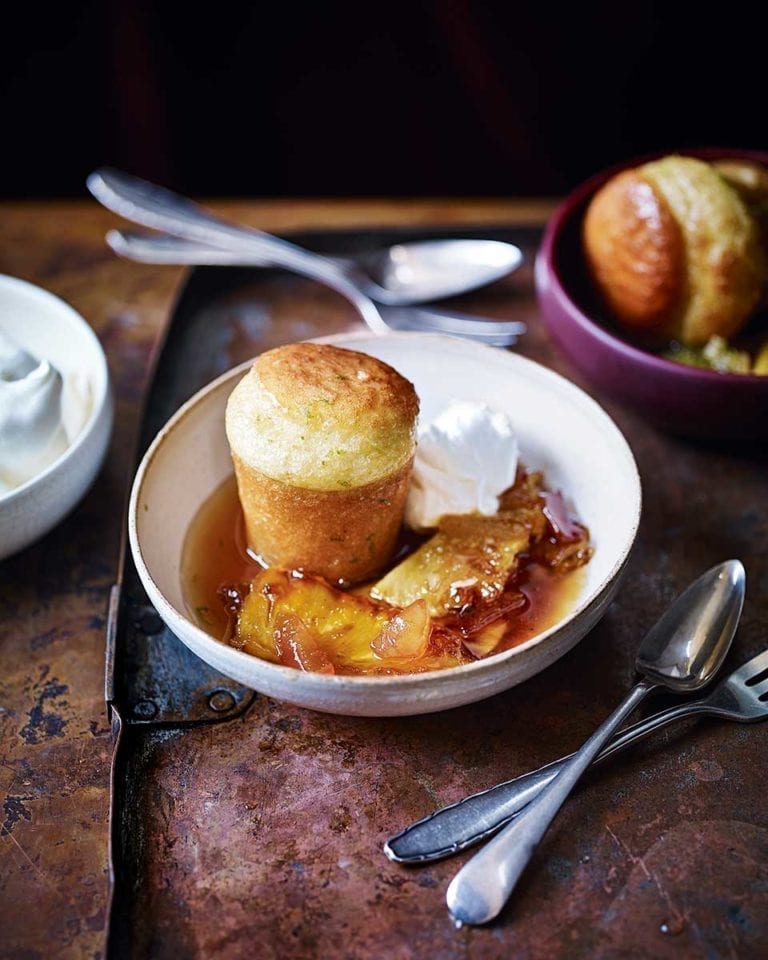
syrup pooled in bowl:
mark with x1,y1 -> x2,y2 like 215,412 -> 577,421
181,469 -> 591,676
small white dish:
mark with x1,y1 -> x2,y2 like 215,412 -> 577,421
0,275 -> 113,561
129,332 -> 641,717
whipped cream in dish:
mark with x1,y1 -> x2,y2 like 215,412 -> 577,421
406,400 -> 519,530
0,330 -> 90,495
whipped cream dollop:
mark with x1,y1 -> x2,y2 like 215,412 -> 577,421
405,400 -> 519,530
0,331 -> 70,494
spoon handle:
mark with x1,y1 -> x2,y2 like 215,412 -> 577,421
385,697 -> 714,864
446,680 -> 656,926
88,168 -> 390,336
106,230 -> 276,265
90,168 -> 321,265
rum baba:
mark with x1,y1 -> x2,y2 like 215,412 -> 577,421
225,342 -> 419,584
583,154 -> 768,373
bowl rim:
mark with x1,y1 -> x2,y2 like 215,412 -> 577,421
538,146 -> 768,387
0,273 -> 112,507
129,330 -> 642,691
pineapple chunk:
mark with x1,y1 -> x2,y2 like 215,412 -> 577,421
371,513 -> 532,616
236,568 -> 434,673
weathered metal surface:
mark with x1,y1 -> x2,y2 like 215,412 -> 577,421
1,204 -> 766,959
108,227 -> 767,959
0,204 -> 183,960
112,693 -> 768,959
111,589 -> 256,727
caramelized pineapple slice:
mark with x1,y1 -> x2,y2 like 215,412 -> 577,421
236,568 -> 435,673
371,513 -> 532,616
463,620 -> 508,659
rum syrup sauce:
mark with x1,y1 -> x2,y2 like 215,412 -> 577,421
181,475 -> 586,664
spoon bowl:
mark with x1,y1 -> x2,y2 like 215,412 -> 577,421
347,238 -> 523,304
637,559 -> 745,691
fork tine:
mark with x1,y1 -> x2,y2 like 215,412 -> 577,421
731,649 -> 768,685
747,675 -> 768,697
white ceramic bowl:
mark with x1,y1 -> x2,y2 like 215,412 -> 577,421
129,332 -> 641,717
0,275 -> 113,561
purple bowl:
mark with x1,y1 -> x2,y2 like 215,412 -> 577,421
535,148 -> 768,440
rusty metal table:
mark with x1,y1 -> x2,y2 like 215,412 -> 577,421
1,199 -> 766,960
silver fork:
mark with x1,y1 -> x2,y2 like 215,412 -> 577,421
385,648 -> 768,864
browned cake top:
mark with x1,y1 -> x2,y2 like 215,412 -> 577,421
226,343 -> 419,490
257,342 -> 419,427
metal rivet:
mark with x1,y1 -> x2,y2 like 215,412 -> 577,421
139,610 -> 164,635
132,699 -> 158,720
208,690 -> 236,713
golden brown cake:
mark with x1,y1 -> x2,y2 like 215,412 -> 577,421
583,155 -> 766,345
225,342 -> 419,584
714,158 -> 768,256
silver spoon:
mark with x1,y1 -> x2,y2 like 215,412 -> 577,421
446,559 -> 745,926
103,229 -> 523,305
390,613 -> 764,867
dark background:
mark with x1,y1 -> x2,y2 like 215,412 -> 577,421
3,0 -> 767,199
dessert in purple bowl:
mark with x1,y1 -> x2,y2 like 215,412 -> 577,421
534,148 -> 768,440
